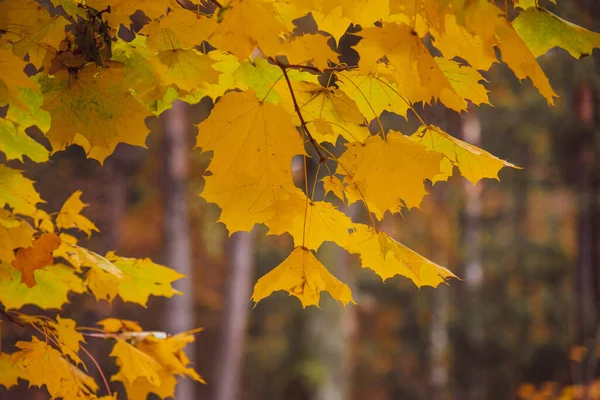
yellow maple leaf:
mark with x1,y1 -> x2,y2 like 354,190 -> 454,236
0,263 -> 86,310
11,232 -> 60,287
355,22 -> 464,109
277,80 -> 370,144
98,318 -> 143,333
85,0 -> 171,28
208,0 -> 284,60
278,33 -> 339,70
50,316 -> 84,365
0,353 -> 19,389
0,166 -> 43,218
110,339 -> 162,387
142,8 -> 217,51
56,191 -> 99,237
111,36 -> 171,107
0,49 -> 40,111
513,7 -> 600,59
312,7 -> 352,44
266,188 -> 355,250
252,246 -> 354,308
136,331 -> 204,382
0,118 -> 49,163
12,337 -> 96,398
85,266 -> 120,303
345,224 -> 457,287
107,253 -> 184,307
196,90 -> 305,232
431,14 -> 497,71
0,210 -> 34,263
38,65 -> 150,163
322,175 -> 347,202
232,57 -> 318,104
412,124 -> 519,184
0,0 -> 67,68
435,58 -> 490,108
337,66 -> 411,119
337,132 -> 442,219
152,48 -> 220,92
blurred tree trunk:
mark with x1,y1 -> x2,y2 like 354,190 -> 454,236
163,100 -> 196,399
572,84 -> 599,388
311,211 -> 358,400
212,232 -> 254,400
460,111 -> 485,399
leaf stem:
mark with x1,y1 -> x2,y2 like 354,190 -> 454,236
276,60 -> 326,162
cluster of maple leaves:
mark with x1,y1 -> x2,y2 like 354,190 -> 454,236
1,0 -> 600,398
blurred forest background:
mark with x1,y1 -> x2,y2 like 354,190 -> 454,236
3,0 -> 600,399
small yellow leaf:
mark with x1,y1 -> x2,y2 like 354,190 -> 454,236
0,263 -> 86,310
0,210 -> 35,264
12,337 -> 95,398
153,48 -> 220,92
107,253 -> 185,307
277,81 -> 370,144
345,224 -> 457,287
322,175 -> 346,202
0,118 -> 49,163
0,49 -> 40,110
0,353 -> 19,389
411,125 -> 518,184
98,318 -> 143,333
0,165 -> 43,218
50,316 -> 84,365
514,8 -> 600,59
337,66 -> 411,119
56,191 -> 99,237
252,246 -> 354,308
279,33 -> 338,70
110,339 -> 162,386
208,0 -> 284,60
337,132 -> 442,218
435,58 -> 490,108
266,188 -> 355,250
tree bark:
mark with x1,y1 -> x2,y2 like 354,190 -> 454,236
212,232 -> 254,400
163,100 -> 196,399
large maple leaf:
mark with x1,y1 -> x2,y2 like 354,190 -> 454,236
38,65 -> 150,163
196,90 -> 305,232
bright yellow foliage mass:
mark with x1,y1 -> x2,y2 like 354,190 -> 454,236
0,0 -> 598,398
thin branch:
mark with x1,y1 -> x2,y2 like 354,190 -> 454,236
209,0 -> 223,8
272,60 -> 358,74
275,60 -> 325,162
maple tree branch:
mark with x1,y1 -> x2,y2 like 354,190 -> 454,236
269,58 -> 358,74
209,0 -> 223,8
276,61 -> 326,162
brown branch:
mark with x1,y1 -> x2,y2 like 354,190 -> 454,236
269,59 -> 358,74
209,0 -> 223,8
275,61 -> 325,162
0,307 -> 25,327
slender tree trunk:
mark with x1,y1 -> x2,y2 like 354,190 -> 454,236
163,100 -> 196,399
311,207 -> 358,400
212,232 -> 255,400
572,84 -> 599,390
461,111 -> 485,399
